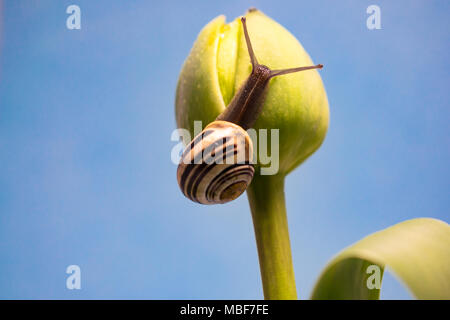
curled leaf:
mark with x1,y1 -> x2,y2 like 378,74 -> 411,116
311,218 -> 450,299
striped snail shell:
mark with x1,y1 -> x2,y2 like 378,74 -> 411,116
177,121 -> 254,204
176,17 -> 322,204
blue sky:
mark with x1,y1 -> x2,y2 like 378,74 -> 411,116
0,0 -> 448,299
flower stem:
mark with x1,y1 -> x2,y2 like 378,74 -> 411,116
247,174 -> 297,299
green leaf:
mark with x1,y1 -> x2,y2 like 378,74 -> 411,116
310,218 -> 450,300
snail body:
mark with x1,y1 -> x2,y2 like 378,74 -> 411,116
177,17 -> 323,204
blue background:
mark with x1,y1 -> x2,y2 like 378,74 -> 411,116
0,0 -> 448,299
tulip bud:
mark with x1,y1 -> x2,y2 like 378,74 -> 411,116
175,8 -> 329,176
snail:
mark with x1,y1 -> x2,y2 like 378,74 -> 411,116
177,17 -> 323,204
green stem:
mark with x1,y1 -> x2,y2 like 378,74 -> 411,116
247,174 -> 297,300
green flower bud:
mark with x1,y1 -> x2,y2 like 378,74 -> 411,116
175,9 -> 329,176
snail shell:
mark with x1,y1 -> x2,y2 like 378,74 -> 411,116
177,121 -> 254,204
